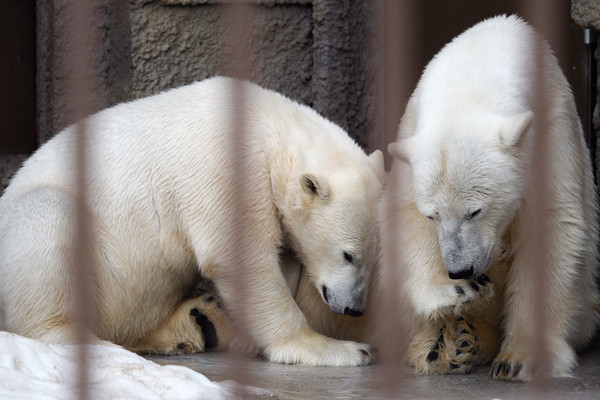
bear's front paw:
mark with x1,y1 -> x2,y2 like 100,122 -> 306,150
490,352 -> 529,382
491,342 -> 575,382
416,274 -> 494,317
490,336 -> 577,382
451,274 -> 493,311
265,333 -> 375,366
410,316 -> 480,375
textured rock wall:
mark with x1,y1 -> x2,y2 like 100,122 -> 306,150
571,0 -> 600,176
572,0 -> 600,30
128,3 -> 313,102
34,0 -> 377,149
3,0 -> 378,192
35,0 -> 131,144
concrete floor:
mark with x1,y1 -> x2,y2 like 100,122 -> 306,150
147,335 -> 600,399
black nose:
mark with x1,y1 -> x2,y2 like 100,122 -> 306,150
322,286 -> 329,303
448,266 -> 474,280
344,307 -> 364,317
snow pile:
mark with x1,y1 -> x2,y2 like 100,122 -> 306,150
0,332 -> 268,400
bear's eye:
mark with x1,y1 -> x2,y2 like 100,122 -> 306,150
426,215 -> 434,221
466,209 -> 481,220
343,251 -> 355,264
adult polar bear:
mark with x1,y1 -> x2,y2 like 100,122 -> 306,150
384,15 -> 600,381
0,77 -> 385,366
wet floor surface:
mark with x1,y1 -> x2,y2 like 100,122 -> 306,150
146,335 -> 600,399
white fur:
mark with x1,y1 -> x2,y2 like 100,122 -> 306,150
383,15 -> 600,379
0,77 -> 385,366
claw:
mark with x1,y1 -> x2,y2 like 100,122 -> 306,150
432,331 -> 445,350
494,361 -> 503,377
513,363 -> 523,378
504,362 -> 512,376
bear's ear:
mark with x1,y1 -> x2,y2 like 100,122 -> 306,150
498,111 -> 534,148
367,150 -> 385,185
300,174 -> 328,201
387,138 -> 412,164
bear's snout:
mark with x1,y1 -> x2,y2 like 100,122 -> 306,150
439,227 -> 493,280
321,284 -> 366,316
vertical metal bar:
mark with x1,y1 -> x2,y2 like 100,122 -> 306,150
222,0 -> 253,391
380,0 -> 420,171
377,0 -> 419,396
518,0 -> 562,394
67,1 -> 97,398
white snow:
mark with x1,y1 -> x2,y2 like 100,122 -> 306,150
0,332 -> 269,400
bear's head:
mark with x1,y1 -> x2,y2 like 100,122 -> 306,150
389,111 -> 533,279
279,150 -> 385,316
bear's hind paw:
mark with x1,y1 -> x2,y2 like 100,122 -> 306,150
132,291 -> 232,356
411,317 -> 479,375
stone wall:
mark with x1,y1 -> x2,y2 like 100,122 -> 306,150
572,0 -> 600,30
1,1 -> 592,193
0,0 -> 379,193
34,0 -> 378,149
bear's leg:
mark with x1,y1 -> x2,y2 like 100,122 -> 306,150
491,249 -> 579,380
131,280 -> 232,355
491,325 -> 579,381
407,314 -> 501,375
209,250 -> 374,366
491,335 -> 578,382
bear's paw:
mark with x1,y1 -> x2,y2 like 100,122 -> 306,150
264,334 -> 375,366
451,274 -> 493,313
490,352 -> 529,382
409,316 -> 480,375
415,274 -> 495,318
132,291 -> 232,356
491,344 -> 576,382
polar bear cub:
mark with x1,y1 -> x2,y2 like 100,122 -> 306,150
384,15 -> 600,381
0,77 -> 385,366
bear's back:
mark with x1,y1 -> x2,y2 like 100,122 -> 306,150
1,76 -> 373,225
